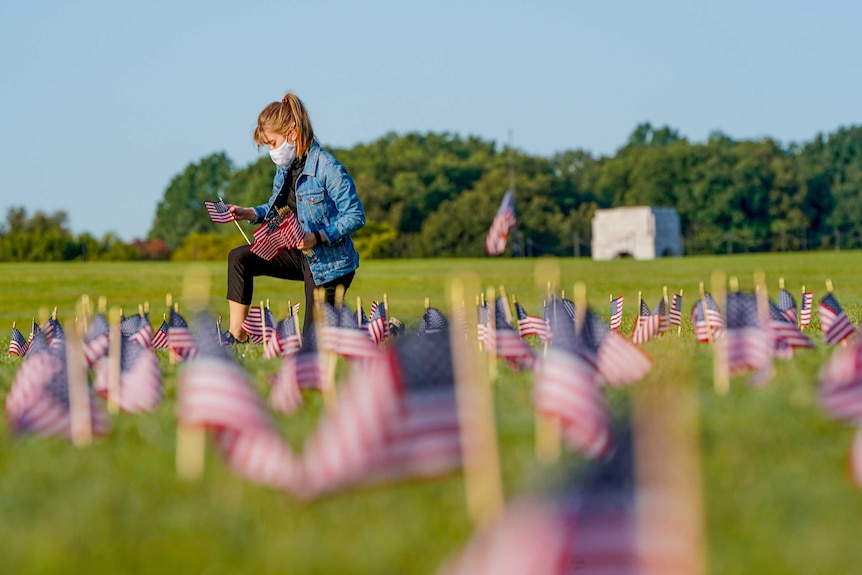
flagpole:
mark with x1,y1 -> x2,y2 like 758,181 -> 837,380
66,305 -> 92,447
220,196 -> 251,245
107,306 -> 122,414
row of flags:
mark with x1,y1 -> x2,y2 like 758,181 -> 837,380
3,278 -> 859,572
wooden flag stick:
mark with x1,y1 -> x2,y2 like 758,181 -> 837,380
424,296 -> 431,310
448,274 -> 503,528
826,279 -> 834,293
219,196 -> 252,245
779,277 -> 785,290
66,306 -> 92,447
107,307 -> 123,414
356,296 -> 363,326
663,285 -> 669,336
533,259 -> 561,463
711,270 -> 729,395
175,266 -> 211,482
80,294 -> 91,334
486,286 -> 498,382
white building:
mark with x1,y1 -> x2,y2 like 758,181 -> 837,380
591,206 -> 683,260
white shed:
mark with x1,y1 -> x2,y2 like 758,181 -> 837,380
591,206 -> 683,261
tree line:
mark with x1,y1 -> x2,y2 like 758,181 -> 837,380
3,123 -> 861,262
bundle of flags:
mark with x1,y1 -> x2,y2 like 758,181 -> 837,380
251,207 -> 307,261
485,190 -> 516,256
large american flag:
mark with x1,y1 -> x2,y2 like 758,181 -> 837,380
722,292 -> 773,387
302,331 -> 462,497
800,291 -> 814,328
485,189 -> 516,256
250,209 -> 307,261
9,325 -> 28,357
818,338 -> 862,423
632,299 -> 661,345
93,338 -> 162,413
820,292 -> 857,346
514,301 -> 549,341
690,291 -> 724,343
610,295 -> 624,332
204,199 -> 235,224
177,311 -> 300,491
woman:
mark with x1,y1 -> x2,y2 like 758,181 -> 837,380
223,93 -> 365,342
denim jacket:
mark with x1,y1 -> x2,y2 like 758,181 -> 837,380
251,139 -> 365,285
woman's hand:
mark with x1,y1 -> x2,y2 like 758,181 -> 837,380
297,232 -> 317,251
227,205 -> 256,222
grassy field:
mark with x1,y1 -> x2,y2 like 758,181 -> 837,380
2,252 -> 862,574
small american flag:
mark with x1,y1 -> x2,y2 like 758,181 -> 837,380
778,287 -> 798,325
800,291 -> 814,328
818,338 -> 862,423
690,291 -> 724,343
168,309 -> 196,359
251,209 -> 307,261
122,312 -> 153,348
319,302 -> 379,360
27,320 -> 40,346
768,299 -> 813,357
84,313 -> 110,368
152,318 -> 169,349
241,306 -> 264,344
490,297 -> 535,370
204,199 -> 235,224
485,189 -> 516,256
6,344 -> 110,439
514,301 -> 549,341
610,295 -> 624,331
367,300 -> 390,345
670,293 -> 683,327
632,299 -> 661,345
583,309 -> 652,387
820,292 -> 857,346
654,297 -> 670,334
723,292 -> 773,387
93,339 -> 162,413
178,311 -> 300,491
264,316 -> 301,359
47,317 -> 65,350
418,307 -> 448,335
9,325 -> 28,357
532,346 -> 611,459
302,331 -> 462,497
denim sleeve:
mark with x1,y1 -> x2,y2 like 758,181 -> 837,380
320,163 -> 366,243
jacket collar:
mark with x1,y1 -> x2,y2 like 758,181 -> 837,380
302,139 -> 321,177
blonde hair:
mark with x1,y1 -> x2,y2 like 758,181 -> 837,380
253,92 -> 315,158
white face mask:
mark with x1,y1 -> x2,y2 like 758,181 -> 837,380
269,138 -> 297,167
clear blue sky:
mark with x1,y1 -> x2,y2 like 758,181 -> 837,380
2,0 -> 860,241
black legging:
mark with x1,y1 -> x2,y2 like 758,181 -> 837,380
226,245 -> 355,332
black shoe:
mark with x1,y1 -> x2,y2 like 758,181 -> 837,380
220,331 -> 249,346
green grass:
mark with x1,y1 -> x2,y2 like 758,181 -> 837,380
2,252 -> 862,574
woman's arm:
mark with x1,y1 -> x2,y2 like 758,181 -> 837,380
318,162 -> 365,243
